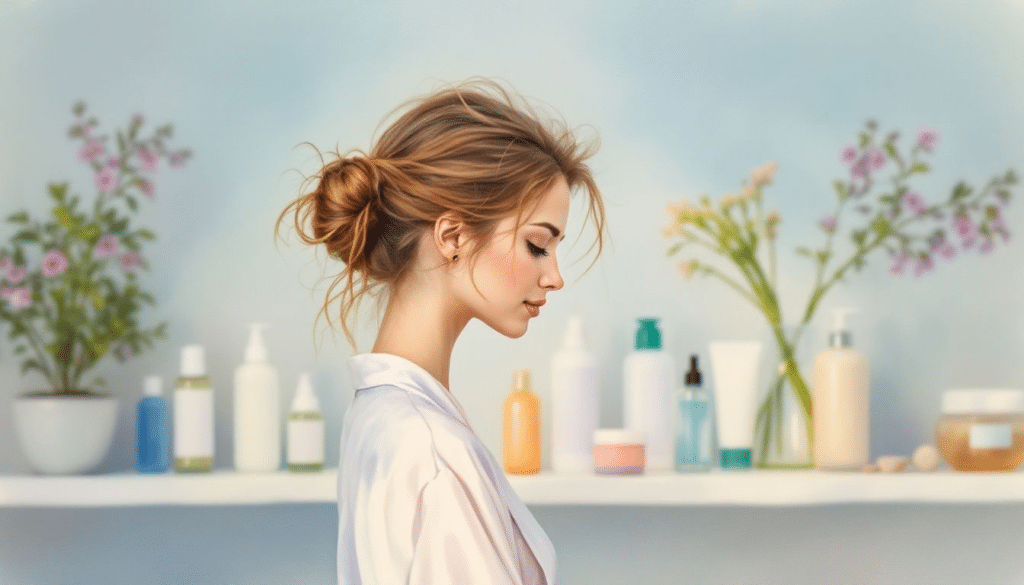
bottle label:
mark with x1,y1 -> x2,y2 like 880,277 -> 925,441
288,419 -> 324,464
174,389 -> 214,458
969,423 -> 1012,449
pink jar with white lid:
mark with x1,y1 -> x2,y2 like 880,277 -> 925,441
593,428 -> 646,474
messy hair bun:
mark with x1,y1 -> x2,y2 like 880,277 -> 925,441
276,78 -> 607,351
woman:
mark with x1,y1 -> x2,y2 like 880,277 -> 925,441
277,78 -> 606,584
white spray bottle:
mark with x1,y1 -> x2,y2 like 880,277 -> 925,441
233,323 -> 281,472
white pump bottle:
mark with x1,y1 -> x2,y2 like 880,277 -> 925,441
233,323 -> 281,472
811,307 -> 870,470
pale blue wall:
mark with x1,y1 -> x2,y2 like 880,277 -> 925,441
2,1 -> 1023,583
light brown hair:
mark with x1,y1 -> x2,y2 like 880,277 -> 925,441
276,78 -> 607,351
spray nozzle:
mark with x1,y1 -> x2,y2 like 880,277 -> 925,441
245,322 -> 270,362
829,307 -> 858,348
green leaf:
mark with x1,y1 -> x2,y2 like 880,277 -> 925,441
53,205 -> 74,229
796,246 -> 813,257
126,197 -> 138,212
48,183 -> 68,203
816,250 -> 831,265
833,180 -> 846,198
667,243 -> 682,256
21,359 -> 46,377
884,142 -> 898,160
870,218 -> 892,237
137,229 -> 155,241
1005,170 -> 1018,184
909,162 -> 930,174
950,182 -> 972,202
852,230 -> 867,246
12,229 -> 38,243
7,211 -> 29,224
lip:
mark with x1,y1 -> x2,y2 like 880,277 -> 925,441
523,301 -> 542,318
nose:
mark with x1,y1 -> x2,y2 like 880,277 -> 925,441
540,256 -> 564,292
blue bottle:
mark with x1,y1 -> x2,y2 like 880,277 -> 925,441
137,375 -> 170,473
674,355 -> 714,472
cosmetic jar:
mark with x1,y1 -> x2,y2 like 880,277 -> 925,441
935,389 -> 1024,472
593,429 -> 646,475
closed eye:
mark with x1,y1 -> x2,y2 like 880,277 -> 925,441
527,242 -> 549,257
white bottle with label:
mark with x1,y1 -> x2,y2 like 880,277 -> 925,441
234,323 -> 281,473
287,373 -> 325,472
550,315 -> 600,473
811,307 -> 870,470
174,345 -> 215,473
623,317 -> 676,472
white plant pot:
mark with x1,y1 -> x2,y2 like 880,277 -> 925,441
12,394 -> 119,475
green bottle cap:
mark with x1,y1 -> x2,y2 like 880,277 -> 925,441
720,448 -> 752,469
634,318 -> 662,350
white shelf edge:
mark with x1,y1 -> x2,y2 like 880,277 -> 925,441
2,469 -> 1024,508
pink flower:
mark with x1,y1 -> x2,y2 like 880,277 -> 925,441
138,178 -> 155,200
868,148 -> 886,171
168,152 -> 186,167
8,287 -> 32,309
0,286 -> 13,301
938,243 -> 957,260
889,252 -> 909,277
120,251 -> 144,272
954,215 -> 976,244
851,160 -> 869,178
139,148 -> 159,172
79,138 -> 106,163
7,265 -> 27,283
902,192 -> 927,216
979,239 -> 995,255
93,235 -> 119,258
913,256 -> 934,278
918,126 -> 940,151
96,166 -> 118,192
841,146 -> 858,165
821,214 -> 837,233
41,250 -> 69,277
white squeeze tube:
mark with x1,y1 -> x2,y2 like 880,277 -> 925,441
708,341 -> 763,470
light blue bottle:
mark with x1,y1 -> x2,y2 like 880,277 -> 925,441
675,355 -> 714,472
137,375 -> 170,473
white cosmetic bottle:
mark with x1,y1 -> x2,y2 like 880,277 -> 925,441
550,315 -> 600,473
174,345 -> 215,473
287,373 -> 325,472
811,307 -> 870,470
623,317 -> 676,472
233,323 -> 281,473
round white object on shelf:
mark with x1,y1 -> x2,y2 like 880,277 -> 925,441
876,455 -> 909,473
912,444 -> 941,472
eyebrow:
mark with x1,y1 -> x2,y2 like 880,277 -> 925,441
529,222 -> 566,241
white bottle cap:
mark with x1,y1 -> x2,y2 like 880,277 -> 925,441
291,373 -> 320,412
180,345 -> 206,377
593,428 -> 646,446
562,314 -> 588,351
942,388 -> 1024,414
143,375 -> 163,397
244,323 -> 269,363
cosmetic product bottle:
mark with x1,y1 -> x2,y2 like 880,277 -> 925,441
936,388 -> 1024,472
137,375 -> 170,473
234,323 -> 281,473
504,369 -> 541,475
287,373 -> 325,472
593,428 -> 646,474
623,317 -> 676,472
174,344 -> 215,473
708,341 -> 762,469
811,307 -> 870,470
675,355 -> 713,472
551,315 -> 600,474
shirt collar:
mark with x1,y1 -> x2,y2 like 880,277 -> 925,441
347,352 -> 473,431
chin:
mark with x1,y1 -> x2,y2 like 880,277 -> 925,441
482,315 -> 529,339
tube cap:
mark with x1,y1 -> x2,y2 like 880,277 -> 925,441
143,375 -> 162,397
720,448 -> 751,469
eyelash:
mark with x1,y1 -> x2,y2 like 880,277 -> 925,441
527,242 -> 549,257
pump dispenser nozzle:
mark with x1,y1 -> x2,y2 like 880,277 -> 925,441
829,307 -> 858,348
244,323 -> 270,362
562,315 -> 588,351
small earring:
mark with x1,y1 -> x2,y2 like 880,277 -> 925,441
451,254 -> 459,261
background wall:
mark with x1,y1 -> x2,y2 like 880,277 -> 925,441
1,0 -> 1023,583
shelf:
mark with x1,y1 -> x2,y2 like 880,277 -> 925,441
1,468 -> 1023,507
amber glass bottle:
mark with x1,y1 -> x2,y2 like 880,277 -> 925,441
503,369 -> 541,474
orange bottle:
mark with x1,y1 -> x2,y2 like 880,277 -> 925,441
503,369 -> 541,474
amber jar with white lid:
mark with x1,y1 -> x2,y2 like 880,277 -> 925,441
935,389 -> 1024,472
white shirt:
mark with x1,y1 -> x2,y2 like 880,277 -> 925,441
337,352 -> 557,584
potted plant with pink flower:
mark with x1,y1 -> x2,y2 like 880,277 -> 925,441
663,120 -> 1016,468
0,102 -> 190,474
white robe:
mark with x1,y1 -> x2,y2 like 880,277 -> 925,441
337,352 -> 557,584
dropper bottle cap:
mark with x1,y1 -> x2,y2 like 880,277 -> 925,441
685,355 -> 702,386
291,373 -> 321,413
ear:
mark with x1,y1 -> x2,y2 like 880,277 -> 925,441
433,211 -> 466,262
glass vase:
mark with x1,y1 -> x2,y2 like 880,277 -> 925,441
755,324 -> 815,469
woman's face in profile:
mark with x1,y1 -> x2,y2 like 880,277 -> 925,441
456,176 -> 570,338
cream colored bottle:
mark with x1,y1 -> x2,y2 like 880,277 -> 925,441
811,308 -> 870,470
503,369 -> 541,475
